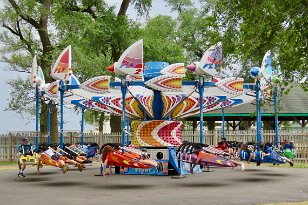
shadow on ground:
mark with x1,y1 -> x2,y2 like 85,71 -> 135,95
14,177 -> 51,182
66,168 -> 84,172
27,171 -> 57,176
235,177 -> 277,183
36,181 -> 90,187
95,184 -> 155,190
243,168 -> 271,172
175,182 -> 229,188
253,172 -> 290,177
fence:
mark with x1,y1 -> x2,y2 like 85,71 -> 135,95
0,132 -> 95,161
1,129 -> 307,162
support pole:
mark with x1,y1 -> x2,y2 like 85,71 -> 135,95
121,79 -> 127,152
274,86 -> 279,147
256,80 -> 262,150
126,118 -> 130,145
81,108 -> 85,145
198,76 -> 205,144
47,101 -> 51,144
222,108 -> 225,139
59,81 -> 65,149
35,86 -> 39,150
192,120 -> 197,143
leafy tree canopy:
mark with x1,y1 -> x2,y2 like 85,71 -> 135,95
212,0 -> 307,84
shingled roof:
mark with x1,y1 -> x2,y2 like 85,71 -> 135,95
190,85 -> 308,121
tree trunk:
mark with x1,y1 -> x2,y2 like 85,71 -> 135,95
263,121 -> 274,130
38,0 -> 58,143
207,121 -> 216,131
99,112 -> 105,133
110,115 -> 122,132
50,104 -> 58,143
38,102 -> 58,143
38,42 -> 59,143
118,0 -> 130,16
98,113 -> 104,146
40,101 -> 47,140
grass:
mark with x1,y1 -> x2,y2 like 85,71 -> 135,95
265,162 -> 308,168
264,201 -> 308,205
244,161 -> 308,168
0,161 -> 17,171
0,161 -> 16,166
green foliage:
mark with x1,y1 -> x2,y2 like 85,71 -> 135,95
213,0 -> 308,80
178,8 -> 220,61
5,77 -> 35,121
52,3 -> 114,79
52,2 -> 144,80
165,0 -> 193,13
281,121 -> 292,130
206,121 -> 216,131
0,7 -> 40,70
141,15 -> 186,63
131,0 -> 152,16
0,0 -> 154,125
84,110 -> 109,126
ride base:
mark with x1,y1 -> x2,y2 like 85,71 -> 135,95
119,147 -> 201,176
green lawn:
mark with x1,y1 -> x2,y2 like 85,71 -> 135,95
0,161 -> 17,171
265,201 -> 308,205
266,162 -> 308,168
244,162 -> 308,169
0,161 -> 16,166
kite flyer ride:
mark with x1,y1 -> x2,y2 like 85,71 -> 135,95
21,40 -> 295,178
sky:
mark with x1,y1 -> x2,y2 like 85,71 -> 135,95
0,0 -> 175,134
106,0 -> 176,21
0,65 -> 96,133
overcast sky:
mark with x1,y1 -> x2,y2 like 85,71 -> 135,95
0,0 -> 175,134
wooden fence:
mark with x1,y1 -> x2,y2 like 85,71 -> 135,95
1,129 -> 307,162
0,132 -> 93,161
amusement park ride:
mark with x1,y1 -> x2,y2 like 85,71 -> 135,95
27,39 -> 292,176
238,51 -> 289,165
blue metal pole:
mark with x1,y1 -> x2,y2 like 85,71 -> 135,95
198,76 -> 204,144
121,79 -> 127,152
47,101 -> 51,144
126,118 -> 130,145
35,86 -> 39,150
222,108 -> 225,139
256,80 -> 262,150
81,108 -> 85,145
274,86 -> 279,147
153,90 -> 164,120
59,81 -> 64,149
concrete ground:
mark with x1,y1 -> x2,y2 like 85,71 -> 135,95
0,165 -> 308,205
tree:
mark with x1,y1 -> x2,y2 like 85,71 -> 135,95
84,110 -> 109,133
212,0 -> 308,85
0,0 -> 153,139
141,15 -> 186,63
165,0 -> 193,13
5,77 -> 35,121
1,0 -> 59,142
55,0 -> 154,133
177,8 -> 220,61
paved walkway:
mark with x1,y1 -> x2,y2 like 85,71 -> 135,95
0,165 -> 307,205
